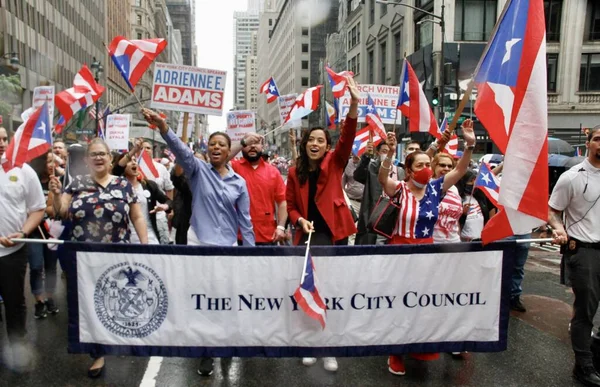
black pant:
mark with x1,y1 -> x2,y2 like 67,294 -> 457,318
568,246 -> 600,367
0,246 -> 29,344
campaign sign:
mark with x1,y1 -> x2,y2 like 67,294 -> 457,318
62,242 -> 514,358
176,113 -> 195,137
226,111 -> 256,142
339,84 -> 401,124
104,114 -> 131,151
32,86 -> 55,126
150,62 -> 227,116
278,94 -> 301,128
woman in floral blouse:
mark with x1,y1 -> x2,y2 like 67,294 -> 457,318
49,138 -> 148,378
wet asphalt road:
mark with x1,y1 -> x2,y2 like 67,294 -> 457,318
0,247 -> 587,387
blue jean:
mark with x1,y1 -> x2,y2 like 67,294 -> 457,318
506,233 -> 532,299
27,243 -> 58,297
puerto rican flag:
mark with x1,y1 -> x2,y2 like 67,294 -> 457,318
397,59 -> 439,138
55,65 -> 105,125
365,93 -> 386,140
474,0 -> 548,244
283,85 -> 322,124
164,149 -> 176,163
138,150 -> 160,180
2,102 -> 52,172
474,162 -> 501,207
352,125 -> 383,157
293,249 -> 327,329
325,65 -> 353,98
108,36 -> 167,91
325,100 -> 338,129
259,77 -> 280,103
438,118 -> 459,156
54,115 -> 66,134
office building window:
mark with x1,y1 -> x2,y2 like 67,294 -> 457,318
302,44 -> 309,53
302,60 -> 308,70
454,0 -> 497,41
269,19 -> 272,26
369,0 -> 375,26
380,42 -> 387,83
547,54 -> 558,92
348,54 -> 361,75
348,23 -> 361,50
368,50 -> 374,83
585,1 -> 600,41
380,2 -> 387,17
579,53 -> 600,91
302,77 -> 309,86
544,0 -> 562,42
394,32 -> 402,83
302,27 -> 309,36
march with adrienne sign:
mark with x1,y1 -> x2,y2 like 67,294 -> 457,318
60,242 -> 515,358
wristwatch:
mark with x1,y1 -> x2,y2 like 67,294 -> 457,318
465,144 -> 476,150
19,230 -> 28,238
240,138 -> 247,147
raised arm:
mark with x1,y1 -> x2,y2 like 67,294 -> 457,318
332,76 -> 359,168
227,132 -> 263,162
443,120 -> 476,192
289,130 -> 298,167
379,132 -> 400,197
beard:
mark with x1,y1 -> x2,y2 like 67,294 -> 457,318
242,150 -> 262,162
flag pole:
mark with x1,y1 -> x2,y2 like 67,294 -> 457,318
102,42 -> 145,109
392,54 -> 407,135
299,222 -> 315,286
8,238 -> 64,245
263,124 -> 284,137
181,112 -> 189,142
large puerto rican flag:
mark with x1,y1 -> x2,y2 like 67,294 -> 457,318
55,65 -> 105,124
397,59 -> 439,138
293,249 -> 327,329
108,36 -> 167,91
283,85 -> 322,124
474,0 -> 548,243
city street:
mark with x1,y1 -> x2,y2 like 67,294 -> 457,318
0,245 -> 586,387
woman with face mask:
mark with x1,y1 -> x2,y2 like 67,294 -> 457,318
286,76 -> 359,372
377,121 -> 476,376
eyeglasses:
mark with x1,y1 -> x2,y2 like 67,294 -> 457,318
89,152 -> 108,159
438,163 -> 453,169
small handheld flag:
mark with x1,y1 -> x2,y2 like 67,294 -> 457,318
474,162 -> 501,207
325,65 -> 353,98
108,36 -> 167,91
259,77 -> 280,103
284,85 -> 323,124
352,125 -> 383,157
325,100 -> 338,129
138,150 -> 160,180
365,93 -> 386,140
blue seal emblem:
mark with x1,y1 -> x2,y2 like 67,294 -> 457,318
94,262 -> 168,338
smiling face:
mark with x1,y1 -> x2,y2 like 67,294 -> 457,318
86,143 -> 112,176
305,129 -> 331,162
433,154 -> 455,178
208,134 -> 231,167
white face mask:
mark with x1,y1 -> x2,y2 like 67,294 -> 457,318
380,154 -> 388,163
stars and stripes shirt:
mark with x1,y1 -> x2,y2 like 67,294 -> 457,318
394,177 -> 444,241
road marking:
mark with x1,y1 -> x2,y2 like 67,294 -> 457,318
139,356 -> 163,387
532,243 -> 560,253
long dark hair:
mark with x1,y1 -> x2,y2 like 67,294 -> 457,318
296,127 -> 331,186
113,152 -> 148,187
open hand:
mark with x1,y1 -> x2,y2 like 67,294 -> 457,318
346,76 -> 360,102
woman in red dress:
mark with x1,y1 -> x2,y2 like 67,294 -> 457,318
377,125 -> 476,376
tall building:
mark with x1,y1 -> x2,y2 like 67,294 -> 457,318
245,31 -> 259,112
166,0 -> 195,66
233,10 -> 260,110
256,7 -> 279,130
0,0 -> 106,134
106,0 -> 131,110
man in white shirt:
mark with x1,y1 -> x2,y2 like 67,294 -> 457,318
549,126 -> 600,386
142,141 -> 174,244
0,127 -> 46,370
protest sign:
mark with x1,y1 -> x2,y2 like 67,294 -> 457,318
30,86 -> 55,127
339,84 -> 401,124
150,62 -> 227,116
104,114 -> 130,151
226,111 -> 256,142
278,94 -> 302,128
63,242 -> 514,358
176,113 -> 195,137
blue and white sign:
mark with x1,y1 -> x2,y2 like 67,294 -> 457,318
61,242 -> 515,357
339,84 -> 401,124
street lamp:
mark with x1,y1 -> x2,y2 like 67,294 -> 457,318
90,57 -> 103,136
375,0 -> 446,120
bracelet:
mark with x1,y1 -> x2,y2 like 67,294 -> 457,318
465,144 -> 475,150
429,142 -> 439,151
277,225 -> 286,231
380,165 -> 391,170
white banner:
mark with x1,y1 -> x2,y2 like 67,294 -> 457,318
278,94 -> 301,128
226,110 -> 256,142
339,84 -> 400,124
104,114 -> 131,151
31,86 -> 55,127
64,243 -> 512,356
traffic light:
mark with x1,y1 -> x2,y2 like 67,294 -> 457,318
431,87 -> 440,107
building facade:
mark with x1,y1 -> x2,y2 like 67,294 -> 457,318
166,0 -> 195,66
106,0 -> 131,110
244,31 -> 259,112
233,10 -> 260,110
256,8 -> 278,131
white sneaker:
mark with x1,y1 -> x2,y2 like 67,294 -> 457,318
323,357 -> 338,372
302,357 -> 317,366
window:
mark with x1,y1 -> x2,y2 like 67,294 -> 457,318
269,18 -> 272,26
579,53 -> 600,91
380,42 -> 387,83
415,15 -> 433,50
544,0 -> 562,42
585,1 -> 600,41
368,50 -> 374,83
454,0 -> 497,41
302,60 -> 308,70
394,32 -> 402,83
348,23 -> 360,49
380,3 -> 388,17
301,77 -> 309,86
302,27 -> 309,36
302,44 -> 309,53
369,0 -> 375,26
135,0 -> 141,6
136,13 -> 142,25
137,32 -> 143,39
547,54 -> 558,92
348,54 -> 361,75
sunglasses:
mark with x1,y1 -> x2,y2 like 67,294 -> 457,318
89,152 -> 108,159
437,163 -> 453,169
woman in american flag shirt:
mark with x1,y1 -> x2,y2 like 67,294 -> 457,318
377,123 -> 475,376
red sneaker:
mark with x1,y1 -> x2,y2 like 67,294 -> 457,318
388,355 -> 406,375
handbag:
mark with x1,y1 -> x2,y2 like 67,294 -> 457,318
367,193 -> 401,239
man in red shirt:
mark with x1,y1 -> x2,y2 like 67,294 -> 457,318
231,137 -> 287,245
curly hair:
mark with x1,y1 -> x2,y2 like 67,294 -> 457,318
296,127 -> 331,186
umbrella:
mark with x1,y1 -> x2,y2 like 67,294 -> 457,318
548,137 -> 575,155
565,156 -> 586,169
547,153 -> 571,167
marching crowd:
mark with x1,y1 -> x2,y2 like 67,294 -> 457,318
1,76 -> 600,385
